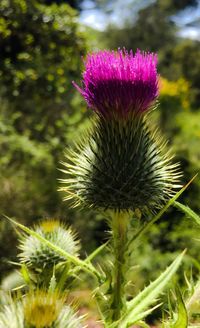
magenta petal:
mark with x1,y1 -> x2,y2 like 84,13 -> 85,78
73,49 -> 159,117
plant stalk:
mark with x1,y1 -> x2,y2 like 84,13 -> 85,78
110,211 -> 129,322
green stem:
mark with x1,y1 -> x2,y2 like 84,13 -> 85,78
110,211 -> 129,322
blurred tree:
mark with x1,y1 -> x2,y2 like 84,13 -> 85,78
157,0 -> 197,12
0,0 -> 86,142
91,0 -> 198,15
103,0 -> 198,51
161,40 -> 200,107
102,0 -> 200,106
0,0 -> 89,278
37,0 -> 83,10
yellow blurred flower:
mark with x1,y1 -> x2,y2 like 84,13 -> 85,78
160,77 -> 190,110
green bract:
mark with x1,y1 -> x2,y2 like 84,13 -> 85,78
60,113 -> 181,213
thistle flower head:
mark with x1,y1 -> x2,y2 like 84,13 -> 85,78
24,290 -> 64,328
0,292 -> 84,328
60,49 -> 181,214
73,49 -> 159,117
18,219 -> 80,271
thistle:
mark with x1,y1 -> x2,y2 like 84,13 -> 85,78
59,48 -> 182,323
23,290 -> 64,327
0,291 -> 84,328
60,49 -> 181,213
18,219 -> 80,272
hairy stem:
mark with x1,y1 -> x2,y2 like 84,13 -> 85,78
110,211 -> 129,322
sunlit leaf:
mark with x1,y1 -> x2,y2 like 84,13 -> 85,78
118,251 -> 185,328
174,201 -> 200,226
171,289 -> 188,328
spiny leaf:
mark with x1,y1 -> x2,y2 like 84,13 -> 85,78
174,201 -> 200,226
124,303 -> 162,328
118,250 -> 186,328
85,241 -> 109,263
171,289 -> 188,328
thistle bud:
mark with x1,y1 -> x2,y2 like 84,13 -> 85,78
60,49 -> 181,214
18,219 -> 80,271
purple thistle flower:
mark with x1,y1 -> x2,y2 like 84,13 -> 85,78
61,49 -> 181,213
73,49 -> 159,117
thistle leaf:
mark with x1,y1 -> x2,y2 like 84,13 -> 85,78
171,289 -> 188,328
85,241 -> 108,263
118,251 -> 185,328
122,303 -> 162,328
132,175 -> 197,244
174,201 -> 200,226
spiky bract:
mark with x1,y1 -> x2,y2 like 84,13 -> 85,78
0,291 -> 84,328
60,114 -> 181,213
18,219 -> 80,270
0,299 -> 24,328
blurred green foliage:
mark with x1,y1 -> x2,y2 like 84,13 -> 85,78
0,0 -> 86,140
